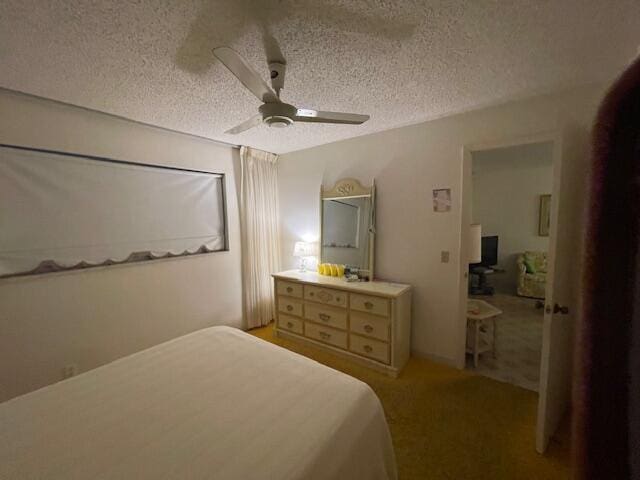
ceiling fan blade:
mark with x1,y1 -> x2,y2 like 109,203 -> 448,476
294,109 -> 370,125
224,114 -> 263,134
213,47 -> 279,104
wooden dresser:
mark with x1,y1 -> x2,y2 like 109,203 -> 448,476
272,270 -> 412,377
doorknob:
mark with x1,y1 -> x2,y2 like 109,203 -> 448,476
545,303 -> 569,315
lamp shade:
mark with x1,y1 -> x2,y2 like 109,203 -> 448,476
469,224 -> 482,264
293,241 -> 318,257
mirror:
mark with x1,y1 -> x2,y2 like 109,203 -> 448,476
321,178 -> 375,279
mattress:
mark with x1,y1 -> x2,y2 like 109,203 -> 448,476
0,326 -> 396,480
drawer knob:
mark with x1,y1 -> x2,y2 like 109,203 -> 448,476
364,324 -> 373,333
286,321 -> 293,328
310,292 -> 314,296
286,305 -> 293,311
286,287 -> 293,293
336,296 -> 341,302
319,313 -> 331,322
364,301 -> 374,310
319,331 -> 331,340
363,345 -> 373,353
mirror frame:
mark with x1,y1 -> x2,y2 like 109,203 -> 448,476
320,178 -> 376,280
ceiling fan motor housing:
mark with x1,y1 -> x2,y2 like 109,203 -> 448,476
259,102 -> 296,128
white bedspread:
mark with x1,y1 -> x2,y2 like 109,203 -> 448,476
0,326 -> 396,480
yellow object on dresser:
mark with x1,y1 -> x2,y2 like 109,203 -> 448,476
272,270 -> 412,377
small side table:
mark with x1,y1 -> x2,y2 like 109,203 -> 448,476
466,299 -> 503,367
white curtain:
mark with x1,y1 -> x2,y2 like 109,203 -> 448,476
240,146 -> 281,329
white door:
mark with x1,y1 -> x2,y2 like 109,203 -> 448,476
536,128 -> 590,453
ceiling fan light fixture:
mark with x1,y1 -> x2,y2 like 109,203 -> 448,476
264,115 -> 293,128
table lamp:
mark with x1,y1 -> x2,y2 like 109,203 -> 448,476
293,241 -> 318,272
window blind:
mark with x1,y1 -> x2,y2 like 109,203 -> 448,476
0,145 -> 227,278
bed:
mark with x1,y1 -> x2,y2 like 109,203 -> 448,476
0,326 -> 396,480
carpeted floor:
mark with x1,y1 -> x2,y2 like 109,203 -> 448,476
467,294 -> 544,391
250,324 -> 570,480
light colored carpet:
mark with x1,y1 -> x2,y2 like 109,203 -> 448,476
467,294 -> 544,391
250,324 -> 569,480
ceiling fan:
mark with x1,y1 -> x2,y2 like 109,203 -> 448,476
212,46 -> 370,134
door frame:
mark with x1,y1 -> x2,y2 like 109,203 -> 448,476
457,130 -> 561,368
457,130 -> 564,450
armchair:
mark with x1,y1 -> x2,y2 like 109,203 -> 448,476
517,251 -> 547,299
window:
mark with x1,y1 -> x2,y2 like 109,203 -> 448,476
0,144 -> 227,278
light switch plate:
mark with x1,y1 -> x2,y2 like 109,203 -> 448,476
441,251 -> 450,263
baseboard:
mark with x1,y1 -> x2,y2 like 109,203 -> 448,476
410,349 -> 460,369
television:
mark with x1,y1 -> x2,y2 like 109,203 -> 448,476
480,236 -> 498,267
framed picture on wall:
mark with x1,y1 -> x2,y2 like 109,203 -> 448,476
433,188 -> 452,213
539,194 -> 551,236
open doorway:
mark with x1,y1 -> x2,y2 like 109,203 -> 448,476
465,141 -> 554,391
459,130 -> 586,453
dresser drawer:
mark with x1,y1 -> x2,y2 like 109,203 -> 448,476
350,311 -> 390,341
350,293 -> 389,317
277,281 -> 303,298
278,297 -> 303,317
349,334 -> 390,364
305,322 -> 348,350
304,286 -> 347,308
278,314 -> 304,335
304,303 -> 347,330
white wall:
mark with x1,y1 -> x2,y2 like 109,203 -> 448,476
278,84 -> 604,364
471,142 -> 554,293
0,91 -> 243,402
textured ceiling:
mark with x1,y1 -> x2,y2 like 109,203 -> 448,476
1,1 -> 639,154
